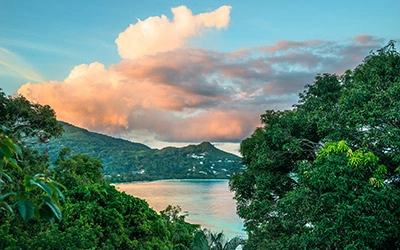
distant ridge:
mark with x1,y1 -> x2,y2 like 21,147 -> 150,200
42,122 -> 243,182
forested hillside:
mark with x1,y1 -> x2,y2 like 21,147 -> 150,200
40,122 -> 243,182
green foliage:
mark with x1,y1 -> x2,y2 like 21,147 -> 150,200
0,127 -> 21,214
56,183 -> 172,249
230,42 -> 400,249
192,228 -> 246,250
52,149 -> 105,189
0,91 -> 62,140
1,182 -> 183,249
278,142 -> 400,249
0,91 -> 64,223
160,205 -> 200,249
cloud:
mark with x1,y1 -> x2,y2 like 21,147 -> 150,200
0,46 -> 45,82
18,35 -> 385,146
159,110 -> 258,142
115,5 -> 231,59
19,62 -> 132,131
16,5 -> 387,147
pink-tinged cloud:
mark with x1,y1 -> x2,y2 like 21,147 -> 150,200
152,110 -> 258,142
19,62 -> 133,131
262,40 -> 324,54
354,34 -> 384,45
115,5 -> 231,60
18,34 -> 386,145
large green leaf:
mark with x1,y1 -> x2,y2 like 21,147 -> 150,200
42,196 -> 62,222
2,137 -> 19,155
0,143 -> 12,159
50,181 -> 65,201
30,179 -> 54,196
14,199 -> 35,220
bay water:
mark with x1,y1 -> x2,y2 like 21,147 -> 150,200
115,179 -> 246,240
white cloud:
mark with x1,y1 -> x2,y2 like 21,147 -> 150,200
115,5 -> 231,59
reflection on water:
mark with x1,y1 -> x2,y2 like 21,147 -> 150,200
116,179 -> 246,239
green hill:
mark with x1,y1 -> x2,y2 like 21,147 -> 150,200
41,122 -> 244,182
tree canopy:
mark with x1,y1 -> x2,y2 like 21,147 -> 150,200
230,42 -> 400,249
0,91 -> 64,222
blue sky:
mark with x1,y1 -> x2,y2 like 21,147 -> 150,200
1,0 -> 399,154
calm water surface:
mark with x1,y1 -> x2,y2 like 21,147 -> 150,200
115,179 -> 246,239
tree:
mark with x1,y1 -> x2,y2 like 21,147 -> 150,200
0,126 -> 22,214
0,91 -> 62,140
192,228 -> 246,250
339,41 -> 400,175
230,42 -> 400,249
160,205 -> 200,249
1,183 -> 176,249
52,148 -> 105,189
0,91 -> 64,222
263,141 -> 399,249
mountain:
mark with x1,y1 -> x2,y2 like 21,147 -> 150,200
40,122 -> 244,182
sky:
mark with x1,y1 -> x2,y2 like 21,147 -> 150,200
1,0 -> 399,155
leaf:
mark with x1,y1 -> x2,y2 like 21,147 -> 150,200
7,157 -> 22,171
0,143 -> 12,159
42,196 -> 62,221
346,148 -> 353,157
0,125 -> 10,133
363,152 -> 378,165
14,144 -> 22,157
349,157 -> 361,167
14,199 -> 35,220
2,171 -> 13,182
0,192 -> 17,200
0,192 -> 17,214
32,179 -> 54,196
48,179 -> 67,190
25,175 -> 55,196
24,176 -> 37,192
0,199 -> 14,214
33,173 -> 46,179
376,165 -> 387,175
303,171 -> 311,178
336,140 -> 349,153
375,179 -> 384,188
2,138 -> 19,155
51,183 -> 65,201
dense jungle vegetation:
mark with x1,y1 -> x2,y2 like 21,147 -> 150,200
230,42 -> 400,249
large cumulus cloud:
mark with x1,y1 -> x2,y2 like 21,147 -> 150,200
18,5 -> 386,148
115,5 -> 231,59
